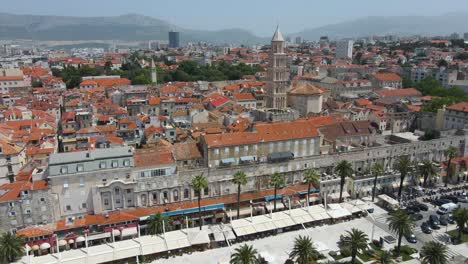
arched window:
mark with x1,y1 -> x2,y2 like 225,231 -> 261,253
184,188 -> 189,199
152,192 -> 158,204
173,190 -> 179,202
141,194 -> 147,206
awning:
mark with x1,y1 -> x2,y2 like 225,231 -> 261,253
221,158 -> 236,164
264,194 -> 283,201
378,194 -> 399,206
40,243 -> 51,250
121,227 -> 137,237
187,230 -> 211,245
87,232 -> 111,241
327,191 -> 349,199
240,156 -> 256,162
68,239 -> 74,244
32,245 -> 40,251
25,244 -> 31,251
298,189 -> 319,195
162,203 -> 224,217
268,151 -> 293,162
58,240 -> 67,246
112,229 -> 121,236
76,236 -> 85,243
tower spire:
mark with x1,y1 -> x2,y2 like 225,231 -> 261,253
151,59 -> 157,84
272,25 -> 284,42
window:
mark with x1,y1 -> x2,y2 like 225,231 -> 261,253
126,189 -> 131,194
63,179 -> 69,189
184,189 -> 189,199
79,177 -> 85,187
116,199 -> 121,204
99,162 -> 107,169
204,187 -> 209,196
81,203 -> 87,209
115,188 -> 120,195
60,166 -> 68,174
76,164 -> 84,172
65,205 -> 71,211
102,178 -> 107,183
111,160 -> 118,168
104,199 -> 109,206
123,159 -> 130,166
40,198 -> 45,202
150,169 -> 166,177
152,193 -> 158,201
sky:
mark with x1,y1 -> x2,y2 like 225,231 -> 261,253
3,0 -> 468,36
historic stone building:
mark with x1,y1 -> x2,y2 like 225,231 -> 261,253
265,27 -> 289,109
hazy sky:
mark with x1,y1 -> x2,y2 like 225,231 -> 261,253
3,0 -> 468,36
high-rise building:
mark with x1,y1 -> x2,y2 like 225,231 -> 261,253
295,36 -> 302,44
168,31 -> 180,48
319,36 -> 329,49
464,33 -> 468,40
449,32 -> 460,40
265,26 -> 289,109
336,40 -> 354,59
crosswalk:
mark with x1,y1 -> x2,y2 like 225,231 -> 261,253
446,248 -> 460,259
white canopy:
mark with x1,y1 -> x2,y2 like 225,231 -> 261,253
76,236 -> 85,243
39,243 -> 51,250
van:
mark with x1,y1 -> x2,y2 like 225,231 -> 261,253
437,202 -> 458,215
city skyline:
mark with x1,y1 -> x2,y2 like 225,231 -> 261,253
2,0 -> 468,36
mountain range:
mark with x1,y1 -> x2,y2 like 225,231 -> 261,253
1,12 -> 468,45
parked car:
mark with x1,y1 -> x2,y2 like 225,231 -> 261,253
439,215 -> 449,226
404,207 -> 416,215
405,233 -> 417,243
407,205 -> 421,213
437,203 -> 458,215
429,215 -> 441,229
414,202 -> 429,211
421,222 -> 433,234
441,195 -> 458,204
434,199 -> 452,206
447,214 -> 455,224
410,213 -> 423,221
458,196 -> 468,203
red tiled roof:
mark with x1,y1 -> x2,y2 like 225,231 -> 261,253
447,102 -> 468,113
372,73 -> 402,81
376,88 -> 421,97
134,149 -> 174,167
233,93 -> 255,101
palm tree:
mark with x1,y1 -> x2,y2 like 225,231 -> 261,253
230,244 -> 258,264
289,235 -> 320,264
335,160 -> 353,203
233,171 -> 248,219
386,209 -> 413,256
371,163 -> 384,202
303,169 -> 320,205
146,212 -> 169,236
420,241 -> 449,264
419,160 -> 437,187
444,146 -> 459,187
338,228 -> 368,264
371,250 -> 394,264
192,174 -> 208,230
394,156 -> 411,201
270,172 -> 285,212
0,232 -> 24,263
452,208 -> 468,243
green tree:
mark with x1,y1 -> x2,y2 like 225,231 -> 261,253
0,232 -> 24,263
270,172 -> 285,212
419,160 -> 437,187
303,169 -> 320,205
402,77 -> 414,88
452,208 -> 468,243
371,163 -> 384,202
146,212 -> 169,236
437,59 -> 448,68
444,146 -> 459,187
338,228 -> 368,264
394,156 -> 411,201
335,160 -> 353,202
420,241 -> 449,264
104,61 -> 113,75
289,235 -> 321,264
230,244 -> 259,264
371,250 -> 394,264
232,171 -> 248,219
386,209 -> 413,256
192,174 -> 208,230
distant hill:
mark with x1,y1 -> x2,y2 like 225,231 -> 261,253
0,13 -> 265,44
293,12 -> 468,40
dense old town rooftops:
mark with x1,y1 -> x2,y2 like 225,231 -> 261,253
447,102 -> 468,112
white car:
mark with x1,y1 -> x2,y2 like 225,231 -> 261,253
458,196 -> 468,203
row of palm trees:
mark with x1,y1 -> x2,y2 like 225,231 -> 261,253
229,227 -> 452,264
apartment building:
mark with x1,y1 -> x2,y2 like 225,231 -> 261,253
444,102 -> 468,130
47,146 -> 134,218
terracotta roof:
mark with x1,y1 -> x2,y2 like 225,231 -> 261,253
319,120 -> 374,142
376,88 -> 421,98
134,149 -> 174,167
0,75 -> 23,81
288,82 -> 324,96
233,93 -> 256,101
354,98 -> 372,107
172,142 -> 202,160
372,73 -> 402,82
16,226 -> 53,237
447,102 -> 468,113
